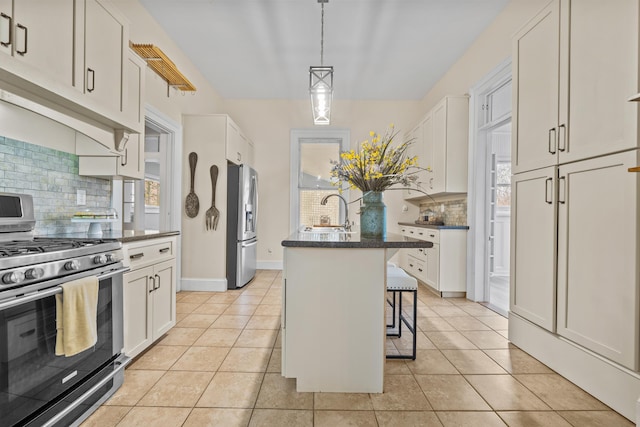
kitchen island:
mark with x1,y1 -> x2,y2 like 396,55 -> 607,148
281,231 -> 432,393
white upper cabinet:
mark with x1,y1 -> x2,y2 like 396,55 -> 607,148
403,122 -> 425,200
512,0 -> 560,173
513,0 -> 639,173
404,95 -> 468,200
430,96 -> 469,195
0,0 -> 75,86
0,0 -> 140,134
82,0 -> 126,115
559,0 -> 639,164
226,117 -> 250,165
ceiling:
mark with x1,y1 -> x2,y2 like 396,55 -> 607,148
138,0 -> 509,100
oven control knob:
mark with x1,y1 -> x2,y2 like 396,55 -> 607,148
93,255 -> 107,265
64,260 -> 80,271
24,268 -> 44,280
105,253 -> 116,262
2,271 -> 24,284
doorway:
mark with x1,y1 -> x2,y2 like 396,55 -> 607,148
468,59 -> 512,316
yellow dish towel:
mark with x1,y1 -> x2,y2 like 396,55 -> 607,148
55,276 -> 99,357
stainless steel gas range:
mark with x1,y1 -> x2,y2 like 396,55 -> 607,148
0,192 -> 129,427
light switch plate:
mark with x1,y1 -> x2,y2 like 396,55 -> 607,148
77,189 -> 86,206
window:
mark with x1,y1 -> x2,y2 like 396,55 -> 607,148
145,180 -> 160,207
298,139 -> 341,227
495,161 -> 511,209
290,130 -> 350,232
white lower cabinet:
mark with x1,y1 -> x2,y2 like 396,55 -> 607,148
511,150 -> 640,370
400,226 -> 466,297
122,236 -> 177,359
556,151 -> 639,369
510,166 -> 557,332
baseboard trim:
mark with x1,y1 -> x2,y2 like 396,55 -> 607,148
509,313 -> 640,422
258,260 -> 283,270
180,278 -> 227,292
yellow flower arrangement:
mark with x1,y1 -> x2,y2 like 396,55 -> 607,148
330,124 -> 419,193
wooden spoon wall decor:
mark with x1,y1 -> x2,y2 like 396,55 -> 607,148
185,152 -> 200,218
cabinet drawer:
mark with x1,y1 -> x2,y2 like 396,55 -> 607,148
406,255 -> 427,283
402,226 -> 419,238
124,238 -> 175,270
418,228 -> 439,244
415,246 -> 428,262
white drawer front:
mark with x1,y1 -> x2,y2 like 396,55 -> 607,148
418,228 -> 439,244
124,238 -> 175,270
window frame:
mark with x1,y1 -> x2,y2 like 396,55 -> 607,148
290,129 -> 350,233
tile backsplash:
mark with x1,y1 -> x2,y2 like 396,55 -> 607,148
419,197 -> 467,226
0,136 -> 112,235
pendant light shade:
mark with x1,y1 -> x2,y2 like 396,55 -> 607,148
310,0 -> 333,125
309,66 -> 333,126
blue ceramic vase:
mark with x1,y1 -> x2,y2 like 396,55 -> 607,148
360,191 -> 386,239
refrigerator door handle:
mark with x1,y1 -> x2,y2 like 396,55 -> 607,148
242,240 -> 258,248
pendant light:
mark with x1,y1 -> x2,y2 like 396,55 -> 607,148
309,0 -> 333,125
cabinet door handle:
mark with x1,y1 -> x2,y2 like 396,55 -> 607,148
558,176 -> 566,204
548,127 -> 557,154
237,152 -> 241,162
429,233 -> 435,238
120,148 -> 128,166
15,23 -> 27,55
558,124 -> 566,152
159,247 -> 170,254
409,230 -> 414,234
429,177 -> 434,189
418,268 -> 423,272
87,68 -> 95,92
544,177 -> 553,204
409,263 -> 414,268
0,13 -> 12,47
148,276 -> 155,293
154,274 -> 161,290
129,252 -> 144,260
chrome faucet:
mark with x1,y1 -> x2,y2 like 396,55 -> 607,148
320,194 -> 351,231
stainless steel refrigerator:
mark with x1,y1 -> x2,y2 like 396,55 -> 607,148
226,164 -> 258,289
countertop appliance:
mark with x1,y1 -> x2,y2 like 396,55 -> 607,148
226,164 -> 258,289
0,192 -> 129,427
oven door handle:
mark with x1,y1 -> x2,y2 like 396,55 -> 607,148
42,354 -> 131,427
0,266 -> 129,311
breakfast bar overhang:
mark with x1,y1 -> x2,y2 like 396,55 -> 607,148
281,231 -> 433,393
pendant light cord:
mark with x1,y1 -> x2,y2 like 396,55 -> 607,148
320,2 -> 324,66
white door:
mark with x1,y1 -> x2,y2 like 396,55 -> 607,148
486,123 -> 511,315
475,75 -> 512,315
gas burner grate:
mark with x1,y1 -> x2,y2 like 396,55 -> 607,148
0,237 -> 118,258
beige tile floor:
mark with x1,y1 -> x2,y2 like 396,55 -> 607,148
82,270 -> 634,427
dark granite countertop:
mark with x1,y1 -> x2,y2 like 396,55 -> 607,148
39,230 -> 180,243
118,230 -> 180,243
282,231 -> 433,248
398,222 -> 470,230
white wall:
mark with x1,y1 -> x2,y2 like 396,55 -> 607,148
418,0 -> 548,114
110,0 -> 225,121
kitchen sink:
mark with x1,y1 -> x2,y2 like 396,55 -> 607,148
300,226 -> 355,234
